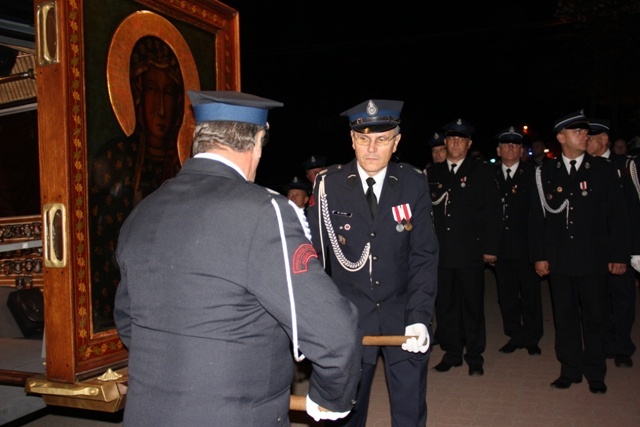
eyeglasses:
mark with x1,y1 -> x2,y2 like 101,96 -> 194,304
354,134 -> 398,146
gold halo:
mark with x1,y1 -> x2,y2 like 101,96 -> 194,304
106,10 -> 200,165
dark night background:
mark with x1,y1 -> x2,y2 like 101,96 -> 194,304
2,0 -> 640,191
223,0 -> 640,190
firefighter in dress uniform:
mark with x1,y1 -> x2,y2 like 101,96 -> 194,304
427,118 -> 503,376
307,99 -> 439,427
529,110 -> 630,394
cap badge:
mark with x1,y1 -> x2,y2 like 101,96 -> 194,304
456,118 -> 463,125
366,100 -> 378,116
508,126 -> 515,133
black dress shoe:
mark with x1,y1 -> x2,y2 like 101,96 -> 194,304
588,381 -> 607,394
498,341 -> 518,353
614,355 -> 633,368
526,345 -> 542,355
468,364 -> 484,376
550,376 -> 582,389
432,360 -> 462,372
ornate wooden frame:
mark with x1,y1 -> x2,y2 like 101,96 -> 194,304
34,0 -> 239,383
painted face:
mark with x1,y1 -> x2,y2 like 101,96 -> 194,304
140,65 -> 181,143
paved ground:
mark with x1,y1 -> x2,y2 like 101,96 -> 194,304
9,270 -> 640,426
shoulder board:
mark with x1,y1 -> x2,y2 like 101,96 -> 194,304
318,164 -> 342,176
266,187 -> 281,196
397,162 -> 426,175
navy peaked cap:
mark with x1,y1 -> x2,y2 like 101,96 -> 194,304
340,99 -> 403,133
428,132 -> 445,147
301,155 -> 328,170
285,176 -> 312,193
443,118 -> 475,138
589,118 -> 611,135
496,126 -> 524,143
188,90 -> 283,126
553,109 -> 590,134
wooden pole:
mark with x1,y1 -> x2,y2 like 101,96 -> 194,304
289,335 -> 413,411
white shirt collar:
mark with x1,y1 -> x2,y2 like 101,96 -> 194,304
502,162 -> 519,177
356,163 -> 386,200
561,153 -> 585,173
194,153 -> 247,180
446,157 -> 465,172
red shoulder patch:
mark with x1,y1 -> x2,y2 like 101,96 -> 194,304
292,243 -> 318,274
308,194 -> 316,207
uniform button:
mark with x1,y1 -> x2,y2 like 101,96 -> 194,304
505,226 -> 509,230
370,232 -> 376,237
376,303 -> 381,308
570,235 -> 574,239
372,256 -> 378,261
375,281 -> 381,286
447,214 -> 451,217
446,227 -> 451,231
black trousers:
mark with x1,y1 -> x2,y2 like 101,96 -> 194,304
435,265 -> 486,366
494,258 -> 543,347
604,268 -> 637,357
549,273 -> 607,382
326,348 -> 429,427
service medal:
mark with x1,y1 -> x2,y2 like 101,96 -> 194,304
580,181 -> 588,196
404,222 -> 413,231
511,185 -> 517,194
392,203 -> 413,233
460,176 -> 467,188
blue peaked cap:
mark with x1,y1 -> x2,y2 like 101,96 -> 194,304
341,99 -> 403,133
188,90 -> 283,126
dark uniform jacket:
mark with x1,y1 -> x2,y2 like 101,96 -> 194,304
495,162 -> 536,260
529,155 -> 630,275
427,158 -> 503,267
307,159 -> 439,365
114,158 -> 362,427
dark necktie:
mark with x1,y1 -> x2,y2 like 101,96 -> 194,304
505,168 -> 512,183
450,163 -> 457,175
365,177 -> 377,219
569,160 -> 577,178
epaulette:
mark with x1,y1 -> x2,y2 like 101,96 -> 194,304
396,162 -> 426,175
266,187 -> 281,196
317,164 -> 342,176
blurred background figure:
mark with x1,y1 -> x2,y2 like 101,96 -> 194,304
493,126 -> 543,356
302,154 -> 329,185
612,138 -> 628,156
284,176 -> 311,211
427,131 -> 447,168
531,139 -> 550,166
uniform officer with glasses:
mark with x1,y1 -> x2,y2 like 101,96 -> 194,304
307,99 -> 439,427
427,118 -> 503,377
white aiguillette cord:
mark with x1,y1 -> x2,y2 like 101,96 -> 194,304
270,198 -> 304,362
316,175 -> 371,273
535,167 -> 570,227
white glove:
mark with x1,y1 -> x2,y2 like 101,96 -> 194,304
631,255 -> 640,273
306,395 -> 350,422
402,323 -> 430,353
